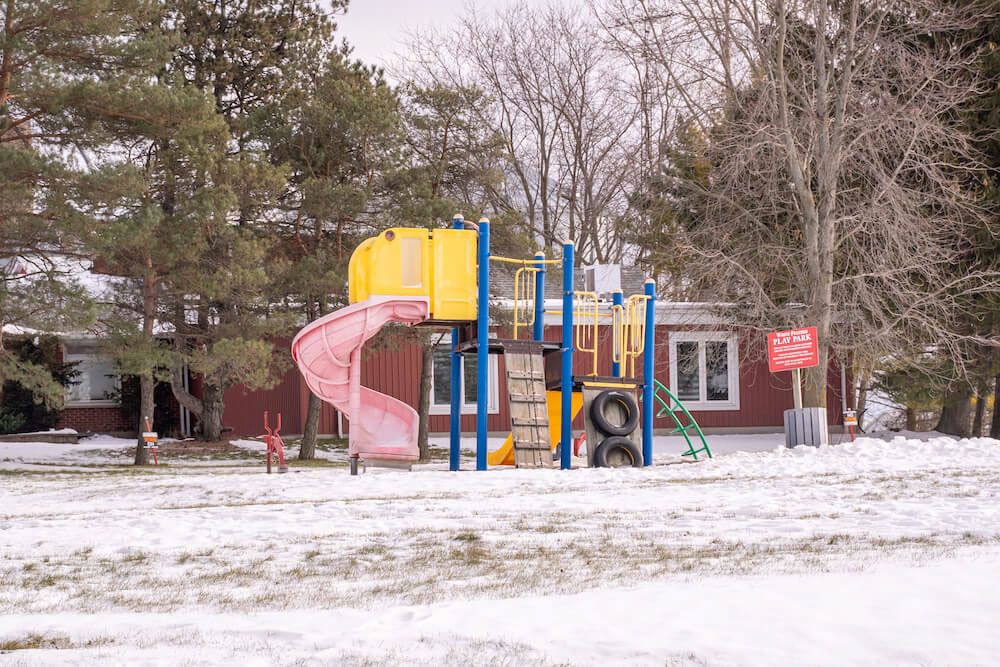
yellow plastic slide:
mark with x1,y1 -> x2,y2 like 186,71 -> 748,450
488,390 -> 584,466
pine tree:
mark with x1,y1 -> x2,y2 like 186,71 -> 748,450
151,0 -> 336,441
932,3 -> 1000,437
91,95 -> 230,461
1,0 -> 177,414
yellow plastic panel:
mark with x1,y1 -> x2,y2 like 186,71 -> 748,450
431,229 -> 477,321
348,238 -> 375,303
348,228 -> 432,303
348,227 -> 477,321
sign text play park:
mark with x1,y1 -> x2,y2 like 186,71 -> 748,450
767,327 -> 819,373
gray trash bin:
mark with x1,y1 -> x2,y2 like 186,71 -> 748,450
783,407 -> 829,448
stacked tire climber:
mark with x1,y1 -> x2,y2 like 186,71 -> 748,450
588,388 -> 643,467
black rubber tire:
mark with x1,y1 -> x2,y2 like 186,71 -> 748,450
590,389 -> 639,436
593,436 -> 642,468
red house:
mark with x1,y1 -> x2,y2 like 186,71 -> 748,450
46,265 -> 852,438
218,305 -> 852,439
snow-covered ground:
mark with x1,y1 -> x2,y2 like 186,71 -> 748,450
0,431 -> 775,471
1,433 -> 998,665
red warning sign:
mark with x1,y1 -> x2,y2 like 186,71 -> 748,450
767,327 -> 819,373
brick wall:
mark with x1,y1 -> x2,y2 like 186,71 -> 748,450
58,406 -> 131,434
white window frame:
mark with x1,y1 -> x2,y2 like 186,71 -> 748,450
63,348 -> 120,407
429,345 -> 500,415
667,331 -> 740,411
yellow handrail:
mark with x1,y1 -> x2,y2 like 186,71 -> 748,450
543,310 -> 614,318
622,295 -> 649,377
574,291 -> 600,376
512,266 -> 538,339
611,303 -> 625,369
489,255 -> 561,265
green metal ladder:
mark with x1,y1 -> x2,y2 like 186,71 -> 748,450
652,379 -> 712,460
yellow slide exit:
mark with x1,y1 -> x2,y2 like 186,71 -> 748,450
488,390 -> 584,466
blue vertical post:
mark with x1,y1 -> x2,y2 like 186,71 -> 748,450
642,279 -> 655,466
560,242 -> 574,470
611,290 -> 623,378
476,217 -> 490,471
449,214 -> 464,471
533,252 -> 545,342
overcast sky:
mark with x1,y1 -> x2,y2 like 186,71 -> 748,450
334,0 -> 546,67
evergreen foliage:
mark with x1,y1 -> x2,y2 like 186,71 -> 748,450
0,336 -> 78,434
0,0 -> 169,404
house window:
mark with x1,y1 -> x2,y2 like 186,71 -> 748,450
667,332 -> 740,411
64,344 -> 120,406
430,344 -> 499,415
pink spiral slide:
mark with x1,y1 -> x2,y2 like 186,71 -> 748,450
291,296 -> 430,462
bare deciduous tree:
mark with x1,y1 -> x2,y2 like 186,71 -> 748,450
402,2 -> 640,263
603,0 -> 1000,408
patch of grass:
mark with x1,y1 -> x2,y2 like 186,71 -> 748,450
312,437 -> 349,452
287,458 -> 344,468
0,633 -> 70,651
450,543 -> 488,565
355,542 -> 389,557
0,466 -> 155,477
304,549 -> 322,560
452,531 -> 481,543
286,565 -> 316,579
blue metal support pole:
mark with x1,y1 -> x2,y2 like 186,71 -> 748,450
476,217 -> 490,471
611,290 -> 623,378
642,279 -> 656,466
449,214 -> 464,471
533,252 -> 545,342
560,242 -> 575,470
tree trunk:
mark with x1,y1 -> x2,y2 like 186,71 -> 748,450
935,385 -> 972,437
905,406 -> 917,432
990,374 -> 1000,439
971,392 -> 985,438
417,339 -> 433,462
855,370 -> 869,431
802,360 -> 828,409
299,297 -> 326,460
134,372 -> 153,465
299,392 -> 322,460
200,382 -> 225,441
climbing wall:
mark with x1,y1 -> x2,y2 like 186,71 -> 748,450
504,351 -> 554,468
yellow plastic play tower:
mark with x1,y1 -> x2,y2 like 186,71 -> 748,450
348,227 -> 478,323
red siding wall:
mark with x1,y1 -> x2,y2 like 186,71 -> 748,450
221,338 -> 305,437
220,325 -> 852,436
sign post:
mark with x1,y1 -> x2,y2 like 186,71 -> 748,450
767,327 -> 825,447
792,368 -> 803,409
142,416 -> 158,466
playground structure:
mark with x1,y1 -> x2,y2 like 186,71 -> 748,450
291,215 -> 711,473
